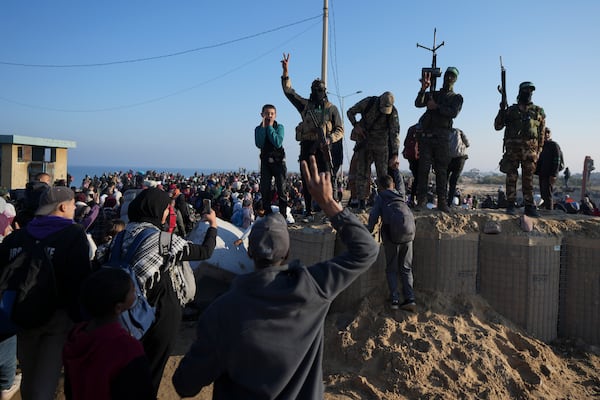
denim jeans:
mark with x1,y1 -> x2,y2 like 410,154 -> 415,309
383,240 -> 415,302
18,309 -> 72,400
0,335 -> 17,391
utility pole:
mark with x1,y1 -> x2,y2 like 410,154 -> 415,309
321,0 -> 328,86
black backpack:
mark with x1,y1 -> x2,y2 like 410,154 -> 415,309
381,197 -> 416,244
0,232 -> 58,335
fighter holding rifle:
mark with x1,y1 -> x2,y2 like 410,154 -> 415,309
281,53 -> 344,220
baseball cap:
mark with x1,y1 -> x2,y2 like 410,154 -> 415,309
248,212 -> 290,263
519,81 -> 535,91
379,92 -> 395,115
36,186 -> 75,216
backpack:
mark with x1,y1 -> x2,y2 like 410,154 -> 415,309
103,229 -> 156,340
402,125 -> 420,161
0,232 -> 58,335
231,209 -> 243,227
381,197 -> 416,244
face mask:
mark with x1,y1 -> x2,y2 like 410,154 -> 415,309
442,73 -> 456,91
518,90 -> 533,104
310,80 -> 327,104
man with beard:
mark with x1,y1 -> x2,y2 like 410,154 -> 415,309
414,67 -> 463,212
495,82 -> 546,217
281,53 -> 344,220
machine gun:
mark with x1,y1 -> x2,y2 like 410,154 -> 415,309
417,28 -> 445,92
498,56 -> 508,111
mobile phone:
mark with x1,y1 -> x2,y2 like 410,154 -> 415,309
202,199 -> 211,215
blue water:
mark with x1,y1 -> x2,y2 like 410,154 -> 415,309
67,165 -> 245,190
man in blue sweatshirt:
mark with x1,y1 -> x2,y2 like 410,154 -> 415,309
173,156 -> 379,399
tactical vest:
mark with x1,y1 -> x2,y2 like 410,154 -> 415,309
503,104 -> 544,141
298,102 -> 334,141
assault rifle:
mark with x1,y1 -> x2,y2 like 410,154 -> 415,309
417,28 -> 445,92
307,108 -> 335,179
498,56 -> 508,111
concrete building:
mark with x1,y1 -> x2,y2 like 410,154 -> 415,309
0,135 -> 76,190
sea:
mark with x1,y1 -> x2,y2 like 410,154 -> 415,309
67,165 -> 247,190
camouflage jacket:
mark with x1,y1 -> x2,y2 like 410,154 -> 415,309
347,96 -> 400,155
494,103 -> 546,152
281,76 -> 344,143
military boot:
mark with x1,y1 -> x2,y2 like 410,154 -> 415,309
524,205 -> 540,217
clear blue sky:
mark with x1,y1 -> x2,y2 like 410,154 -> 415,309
1,1 -> 598,174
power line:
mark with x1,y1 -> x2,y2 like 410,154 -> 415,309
0,14 -> 322,68
0,20 -> 321,112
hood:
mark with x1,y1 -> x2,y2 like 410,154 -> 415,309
378,189 -> 405,203
26,215 -> 74,240
62,322 -> 128,366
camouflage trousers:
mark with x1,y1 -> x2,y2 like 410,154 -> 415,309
503,140 -> 537,206
417,130 -> 450,206
354,144 -> 389,200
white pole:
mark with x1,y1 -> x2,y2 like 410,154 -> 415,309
321,0 -> 328,86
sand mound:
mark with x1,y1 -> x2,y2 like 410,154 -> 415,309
322,290 -> 600,399
158,282 -> 600,400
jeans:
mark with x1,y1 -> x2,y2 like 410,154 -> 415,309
18,309 -> 72,400
383,240 -> 415,302
0,335 -> 17,391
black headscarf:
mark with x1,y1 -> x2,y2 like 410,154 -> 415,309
127,187 -> 171,228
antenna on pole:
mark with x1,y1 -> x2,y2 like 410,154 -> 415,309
417,28 -> 445,91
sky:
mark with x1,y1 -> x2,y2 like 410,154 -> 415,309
1,1 -> 598,174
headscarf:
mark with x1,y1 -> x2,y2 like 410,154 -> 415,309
127,187 -> 170,228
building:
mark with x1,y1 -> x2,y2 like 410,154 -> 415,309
0,135 -> 76,190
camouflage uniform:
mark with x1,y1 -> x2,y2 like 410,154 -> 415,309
414,87 -> 463,208
495,103 -> 545,207
347,96 -> 400,202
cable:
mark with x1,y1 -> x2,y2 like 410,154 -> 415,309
0,21 -> 321,112
0,14 -> 322,68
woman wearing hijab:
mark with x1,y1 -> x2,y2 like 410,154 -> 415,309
102,187 -> 217,396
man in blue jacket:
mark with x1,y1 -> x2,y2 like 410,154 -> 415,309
173,156 -> 379,399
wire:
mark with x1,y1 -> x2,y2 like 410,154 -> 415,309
0,21 -> 321,112
0,14 -> 322,68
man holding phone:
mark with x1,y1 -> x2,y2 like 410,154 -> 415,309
254,104 -> 289,220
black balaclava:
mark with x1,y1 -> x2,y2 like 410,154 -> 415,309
517,89 -> 533,105
309,79 -> 327,106
442,71 -> 457,91
127,187 -> 171,228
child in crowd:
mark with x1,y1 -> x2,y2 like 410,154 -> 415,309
62,268 -> 154,400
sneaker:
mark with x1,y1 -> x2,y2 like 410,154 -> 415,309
506,205 -> 517,215
524,205 -> 540,218
1,373 -> 21,400
390,299 -> 400,310
399,300 -> 417,312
